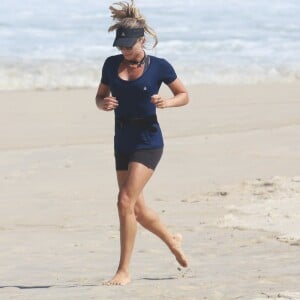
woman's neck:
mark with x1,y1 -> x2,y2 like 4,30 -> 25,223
123,51 -> 146,66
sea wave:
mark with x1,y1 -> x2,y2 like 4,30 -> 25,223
1,58 -> 300,91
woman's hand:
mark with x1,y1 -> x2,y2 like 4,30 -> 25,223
151,94 -> 168,109
102,96 -> 119,111
150,79 -> 189,109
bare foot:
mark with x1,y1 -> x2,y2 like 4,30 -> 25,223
170,234 -> 188,268
103,270 -> 131,286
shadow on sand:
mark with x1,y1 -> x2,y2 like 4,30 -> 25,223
0,284 -> 97,290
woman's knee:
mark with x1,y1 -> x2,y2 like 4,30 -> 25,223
117,189 -> 135,216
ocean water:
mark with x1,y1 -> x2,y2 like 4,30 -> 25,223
1,0 -> 300,90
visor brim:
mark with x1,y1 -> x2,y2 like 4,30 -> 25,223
113,37 -> 139,48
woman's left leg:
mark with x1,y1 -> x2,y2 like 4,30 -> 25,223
105,162 -> 154,286
134,194 -> 188,268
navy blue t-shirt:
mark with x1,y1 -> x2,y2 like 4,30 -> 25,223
101,54 -> 177,153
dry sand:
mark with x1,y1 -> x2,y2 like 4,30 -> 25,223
0,83 -> 300,299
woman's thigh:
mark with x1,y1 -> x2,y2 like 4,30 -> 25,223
117,161 -> 154,199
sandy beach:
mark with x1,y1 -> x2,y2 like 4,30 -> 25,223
1,83 -> 300,299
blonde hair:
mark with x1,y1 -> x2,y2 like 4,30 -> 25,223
108,0 -> 158,48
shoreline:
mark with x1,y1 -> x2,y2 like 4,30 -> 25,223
1,80 -> 299,93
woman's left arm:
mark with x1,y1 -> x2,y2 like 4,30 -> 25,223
151,78 -> 189,109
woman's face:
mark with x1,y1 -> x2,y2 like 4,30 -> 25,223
118,38 -> 144,60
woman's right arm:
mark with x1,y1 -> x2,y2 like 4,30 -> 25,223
95,83 -> 119,111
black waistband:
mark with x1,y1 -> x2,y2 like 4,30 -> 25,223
115,115 -> 157,127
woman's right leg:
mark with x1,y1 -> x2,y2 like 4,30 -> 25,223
105,162 -> 154,285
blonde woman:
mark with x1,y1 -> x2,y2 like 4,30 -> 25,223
96,0 -> 189,285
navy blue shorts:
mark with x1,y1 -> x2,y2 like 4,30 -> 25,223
115,148 -> 163,171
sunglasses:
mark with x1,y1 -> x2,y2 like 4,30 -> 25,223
117,46 -> 133,51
